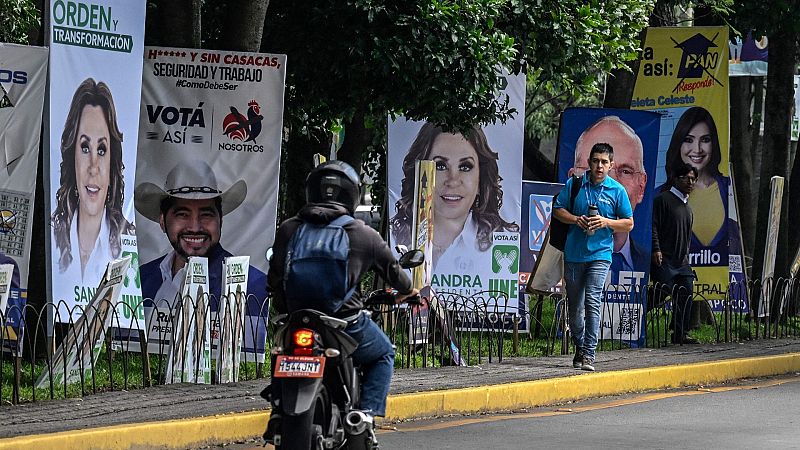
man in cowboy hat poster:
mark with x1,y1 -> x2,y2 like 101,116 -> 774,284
135,160 -> 267,347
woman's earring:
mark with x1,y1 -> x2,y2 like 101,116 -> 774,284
473,195 -> 480,209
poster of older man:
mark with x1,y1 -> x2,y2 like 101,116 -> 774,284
556,107 -> 661,345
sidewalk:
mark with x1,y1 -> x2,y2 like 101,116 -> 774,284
2,339 -> 800,449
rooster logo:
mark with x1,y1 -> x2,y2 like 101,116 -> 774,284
222,100 -> 264,143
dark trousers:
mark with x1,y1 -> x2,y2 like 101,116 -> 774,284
667,274 -> 694,338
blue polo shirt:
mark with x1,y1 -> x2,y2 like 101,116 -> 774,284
553,173 -> 632,263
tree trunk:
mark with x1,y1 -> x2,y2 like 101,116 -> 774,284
151,0 -> 195,47
603,0 -> 672,111
280,125 -> 330,220
603,66 -> 637,109
790,140 -> 800,269
729,77 -> 757,268
222,0 -> 270,52
337,107 -> 373,173
752,30 -> 797,283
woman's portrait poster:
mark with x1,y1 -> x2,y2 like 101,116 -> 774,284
47,0 -> 146,326
631,26 -> 731,301
387,72 -> 524,312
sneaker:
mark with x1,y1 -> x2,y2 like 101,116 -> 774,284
581,356 -> 595,372
572,350 -> 584,369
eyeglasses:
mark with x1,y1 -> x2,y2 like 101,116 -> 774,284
676,175 -> 697,183
167,186 -> 222,195
574,166 -> 643,181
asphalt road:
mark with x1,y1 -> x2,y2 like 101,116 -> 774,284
377,375 -> 800,449
200,374 -> 800,450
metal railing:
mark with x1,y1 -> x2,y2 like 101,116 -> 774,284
1,276 -> 799,405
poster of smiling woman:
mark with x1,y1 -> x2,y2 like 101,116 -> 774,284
387,72 -> 524,317
632,26 -> 731,301
47,0 -> 146,329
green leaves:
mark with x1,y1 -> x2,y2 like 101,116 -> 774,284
0,0 -> 39,44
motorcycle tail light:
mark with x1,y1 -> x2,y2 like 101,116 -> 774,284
292,328 -> 315,356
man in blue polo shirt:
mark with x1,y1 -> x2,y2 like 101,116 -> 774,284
553,143 -> 633,371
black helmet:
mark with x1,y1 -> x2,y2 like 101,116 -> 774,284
305,160 -> 361,213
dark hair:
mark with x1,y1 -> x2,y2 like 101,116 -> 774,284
589,143 -> 614,162
672,161 -> 698,180
51,78 -> 132,273
664,106 -> 721,181
390,122 -> 518,251
159,196 -> 223,218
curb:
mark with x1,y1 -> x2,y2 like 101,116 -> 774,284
3,353 -> 799,450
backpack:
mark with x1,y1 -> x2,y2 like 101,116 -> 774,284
548,174 -> 581,251
283,215 -> 356,314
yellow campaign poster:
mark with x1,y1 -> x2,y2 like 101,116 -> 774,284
632,26 -> 730,300
411,160 -> 435,289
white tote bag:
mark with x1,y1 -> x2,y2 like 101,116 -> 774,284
526,230 -> 565,295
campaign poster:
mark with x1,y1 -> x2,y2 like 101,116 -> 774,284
47,0 -> 146,328
217,255 -> 249,383
723,165 -> 749,313
135,47 -> 285,360
519,181 -> 563,290
35,256 -> 131,389
519,181 -> 564,332
388,72 -> 524,322
411,160 -> 435,290
0,44 -> 48,350
728,31 -> 768,77
166,257 -> 210,384
556,108 -> 661,346
0,44 -> 47,295
632,26 -> 730,301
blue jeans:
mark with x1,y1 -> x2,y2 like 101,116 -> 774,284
564,260 -> 611,360
345,312 -> 395,416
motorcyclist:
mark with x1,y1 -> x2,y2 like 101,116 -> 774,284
267,160 -> 419,425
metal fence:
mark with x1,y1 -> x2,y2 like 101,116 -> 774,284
1,276 -> 799,405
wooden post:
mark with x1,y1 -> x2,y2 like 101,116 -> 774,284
13,355 -> 21,405
512,318 -> 519,356
138,330 -> 152,387
725,298 -> 732,342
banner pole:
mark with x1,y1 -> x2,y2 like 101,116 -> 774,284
138,329 -> 151,386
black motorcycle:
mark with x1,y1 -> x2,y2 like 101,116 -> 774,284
262,249 -> 424,450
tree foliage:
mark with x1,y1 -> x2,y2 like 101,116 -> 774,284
259,0 -> 655,214
264,0 -> 653,132
0,0 -> 40,44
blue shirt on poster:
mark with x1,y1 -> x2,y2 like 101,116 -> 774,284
554,173 -> 632,264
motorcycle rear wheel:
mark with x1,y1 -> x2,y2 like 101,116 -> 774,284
276,385 -> 330,450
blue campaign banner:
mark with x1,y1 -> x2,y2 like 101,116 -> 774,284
556,108 -> 661,346
520,181 -> 563,278
3,289 -> 26,355
519,182 -> 564,332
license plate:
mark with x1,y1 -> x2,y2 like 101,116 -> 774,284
273,355 -> 326,378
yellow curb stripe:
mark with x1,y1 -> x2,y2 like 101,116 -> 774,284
384,353 -> 800,420
2,353 -> 799,450
0,410 -> 271,450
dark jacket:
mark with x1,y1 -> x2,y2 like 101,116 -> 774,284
268,203 -> 413,319
140,243 -> 268,314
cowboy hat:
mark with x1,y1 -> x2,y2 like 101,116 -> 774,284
134,160 -> 247,222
